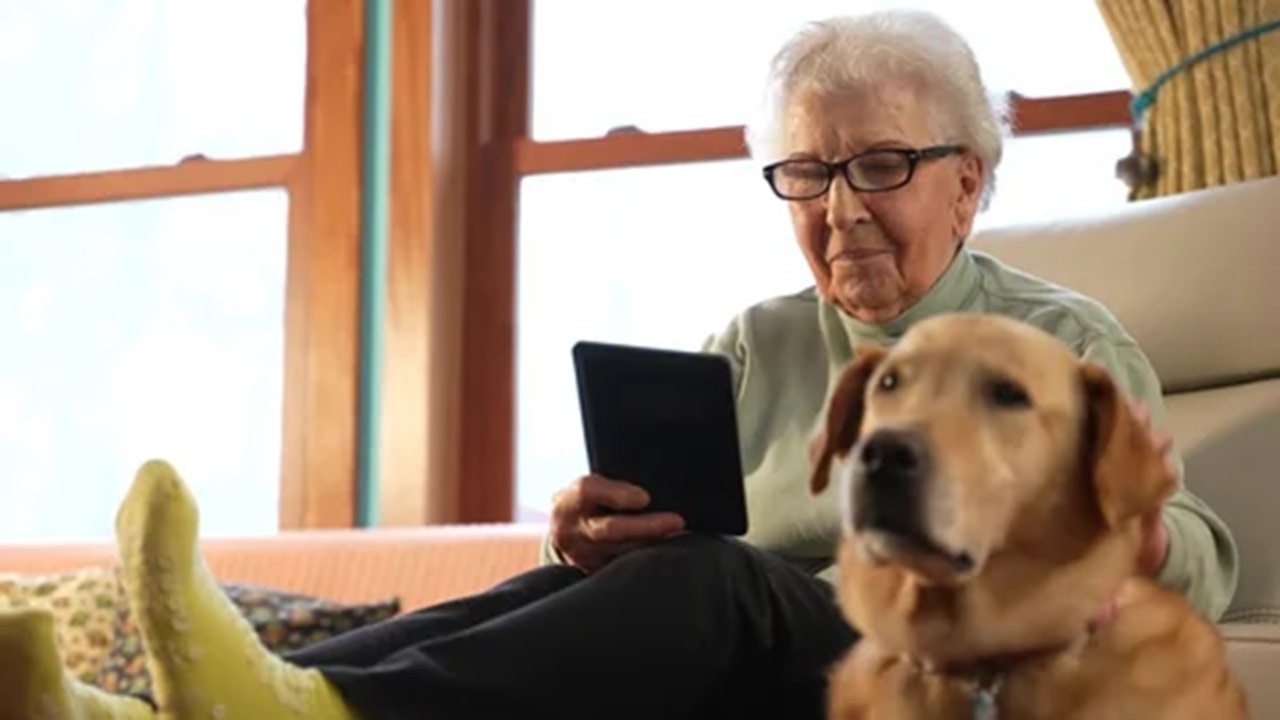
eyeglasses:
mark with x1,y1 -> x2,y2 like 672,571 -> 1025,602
761,145 -> 966,200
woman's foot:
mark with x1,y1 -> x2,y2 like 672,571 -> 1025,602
114,459 -> 360,719
0,606 -> 154,720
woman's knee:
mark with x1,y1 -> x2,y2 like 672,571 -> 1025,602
607,533 -> 768,581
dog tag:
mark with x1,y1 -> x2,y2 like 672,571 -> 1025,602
971,686 -> 998,720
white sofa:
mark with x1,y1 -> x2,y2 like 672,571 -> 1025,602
971,174 -> 1280,716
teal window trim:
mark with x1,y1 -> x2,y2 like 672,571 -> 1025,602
357,0 -> 392,528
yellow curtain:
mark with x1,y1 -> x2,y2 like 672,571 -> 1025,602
1097,0 -> 1279,199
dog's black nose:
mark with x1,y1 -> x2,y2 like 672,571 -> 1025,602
854,428 -> 931,535
860,428 -> 929,479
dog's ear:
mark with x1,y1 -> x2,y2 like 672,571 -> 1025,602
810,345 -> 887,495
1080,362 -> 1176,527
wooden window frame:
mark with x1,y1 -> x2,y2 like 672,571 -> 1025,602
514,91 -> 1135,175
444,5 -> 1137,523
416,0 -> 529,524
278,0 -> 366,530
0,156 -> 296,212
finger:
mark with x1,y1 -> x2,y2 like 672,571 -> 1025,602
550,483 -> 586,527
550,477 -> 600,550
1128,399 -> 1151,427
583,512 -> 685,545
579,475 -> 652,513
1141,506 -> 1162,532
1150,428 -> 1174,454
1137,506 -> 1170,575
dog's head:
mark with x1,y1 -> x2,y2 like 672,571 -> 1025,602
811,313 -> 1176,662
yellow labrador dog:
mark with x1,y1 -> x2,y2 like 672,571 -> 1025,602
810,313 -> 1246,720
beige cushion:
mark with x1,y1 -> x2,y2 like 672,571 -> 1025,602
1222,623 -> 1280,715
1166,380 -> 1280,623
971,175 -> 1280,393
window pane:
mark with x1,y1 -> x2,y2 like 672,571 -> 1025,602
515,128 -> 1131,515
0,0 -> 305,179
972,130 -> 1134,231
531,1 -> 1130,141
0,190 -> 287,542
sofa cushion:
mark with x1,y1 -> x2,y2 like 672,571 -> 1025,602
1165,380 -> 1280,621
0,566 -> 119,684
1222,622 -> 1280,717
94,582 -> 400,697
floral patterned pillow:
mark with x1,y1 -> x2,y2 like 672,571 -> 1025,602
0,567 -> 121,684
95,583 -> 400,697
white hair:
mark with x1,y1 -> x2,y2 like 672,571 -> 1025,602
745,10 -> 1011,210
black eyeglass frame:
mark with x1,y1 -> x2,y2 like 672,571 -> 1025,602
761,144 -> 967,200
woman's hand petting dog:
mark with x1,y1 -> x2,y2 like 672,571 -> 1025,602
549,474 -> 686,573
1127,399 -> 1174,576
1090,400 -> 1175,629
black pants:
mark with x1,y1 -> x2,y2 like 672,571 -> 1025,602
285,534 -> 858,720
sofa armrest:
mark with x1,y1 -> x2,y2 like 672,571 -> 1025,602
1221,622 -> 1280,717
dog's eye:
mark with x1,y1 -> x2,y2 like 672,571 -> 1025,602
988,379 -> 1031,408
876,370 -> 899,392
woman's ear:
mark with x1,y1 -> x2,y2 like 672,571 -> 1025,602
810,345 -> 888,495
950,153 -> 984,240
1080,362 -> 1177,527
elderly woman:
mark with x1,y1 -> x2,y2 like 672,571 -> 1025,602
1,9 -> 1237,720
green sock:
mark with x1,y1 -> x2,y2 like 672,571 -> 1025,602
115,459 -> 361,720
0,606 -> 155,720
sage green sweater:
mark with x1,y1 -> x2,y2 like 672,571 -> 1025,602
540,249 -> 1240,621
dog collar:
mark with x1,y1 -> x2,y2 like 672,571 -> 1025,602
902,625 -> 1097,719
905,656 -> 1005,718
969,669 -> 1003,720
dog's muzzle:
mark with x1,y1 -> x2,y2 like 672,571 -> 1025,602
848,428 -> 974,575
852,428 -> 931,537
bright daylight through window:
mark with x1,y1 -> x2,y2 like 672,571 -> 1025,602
0,1 -> 304,541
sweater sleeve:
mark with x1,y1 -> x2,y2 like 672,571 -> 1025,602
701,320 -> 748,400
1081,336 -> 1240,620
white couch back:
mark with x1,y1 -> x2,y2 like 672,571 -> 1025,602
970,175 -> 1280,620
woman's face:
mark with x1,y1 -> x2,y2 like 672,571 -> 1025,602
779,83 -> 985,324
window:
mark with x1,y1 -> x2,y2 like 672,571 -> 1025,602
514,128 -> 1132,514
972,130 -> 1134,230
0,1 -> 307,541
530,0 -> 1130,140
0,191 -> 287,542
0,1 -> 305,178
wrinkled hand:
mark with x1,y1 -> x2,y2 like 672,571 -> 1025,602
549,474 -> 685,574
